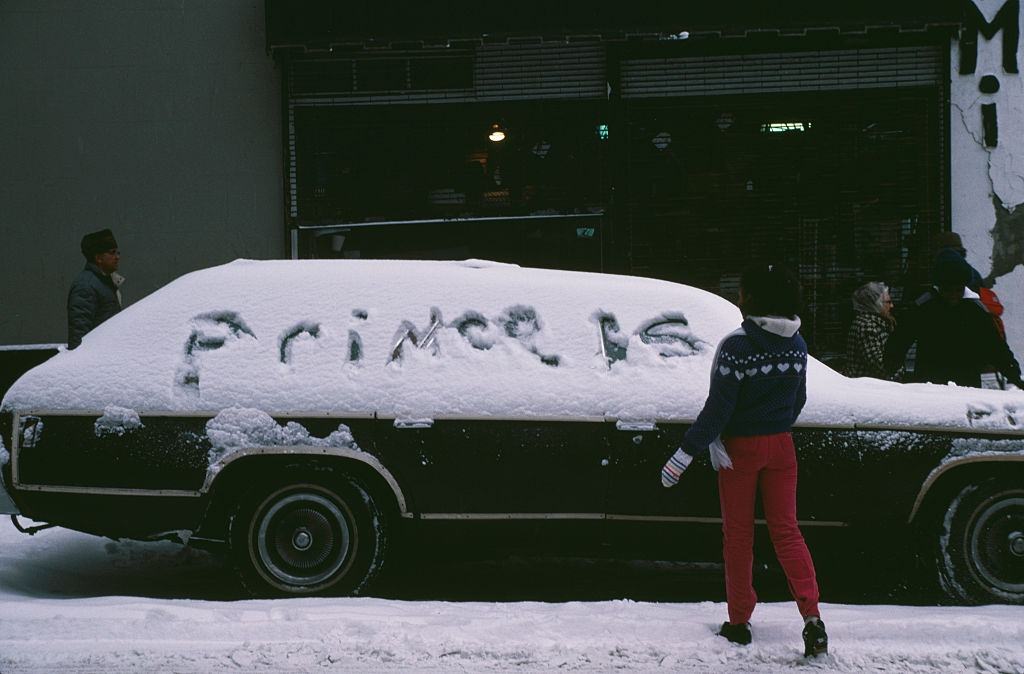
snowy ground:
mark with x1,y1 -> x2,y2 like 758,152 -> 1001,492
1,522 -> 1022,673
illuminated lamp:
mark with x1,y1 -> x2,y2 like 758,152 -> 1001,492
488,123 -> 507,142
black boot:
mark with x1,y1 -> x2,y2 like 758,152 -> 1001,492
718,621 -> 752,645
802,618 -> 828,657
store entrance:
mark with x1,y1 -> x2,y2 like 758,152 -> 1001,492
622,88 -> 945,357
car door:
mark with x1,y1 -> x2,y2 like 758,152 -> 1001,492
605,420 -> 720,520
370,299 -> 614,517
596,309 -> 726,555
374,417 -> 612,515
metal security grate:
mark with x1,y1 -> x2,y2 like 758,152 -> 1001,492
473,42 -> 606,101
287,42 -> 606,106
622,46 -> 943,98
622,87 -> 946,359
289,54 -> 473,96
284,41 -> 606,220
281,40 -> 948,363
290,100 -> 609,224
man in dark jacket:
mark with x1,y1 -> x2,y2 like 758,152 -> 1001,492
884,254 -> 1024,388
934,231 -> 985,292
67,229 -> 123,349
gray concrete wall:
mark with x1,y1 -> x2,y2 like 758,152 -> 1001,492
0,0 -> 284,345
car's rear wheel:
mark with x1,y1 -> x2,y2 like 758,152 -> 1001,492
229,474 -> 387,597
936,478 -> 1024,604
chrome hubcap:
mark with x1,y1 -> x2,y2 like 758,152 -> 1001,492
293,528 -> 313,551
254,490 -> 353,589
969,495 -> 1024,594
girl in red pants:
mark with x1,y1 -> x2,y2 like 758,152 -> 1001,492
660,263 -> 827,657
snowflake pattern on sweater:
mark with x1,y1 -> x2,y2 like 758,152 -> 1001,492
681,317 -> 807,459
716,350 -> 806,379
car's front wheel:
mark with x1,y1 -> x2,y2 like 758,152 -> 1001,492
936,477 -> 1024,604
229,474 -> 387,597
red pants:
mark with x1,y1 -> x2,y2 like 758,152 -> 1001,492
718,432 -> 820,624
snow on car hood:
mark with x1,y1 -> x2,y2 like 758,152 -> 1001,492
3,259 -> 1023,435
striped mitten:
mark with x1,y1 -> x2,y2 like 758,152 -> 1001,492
661,448 -> 693,488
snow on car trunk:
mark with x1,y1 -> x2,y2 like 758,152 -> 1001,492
2,259 -> 1023,438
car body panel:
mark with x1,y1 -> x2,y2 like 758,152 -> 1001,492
0,469 -> 18,516
1,406 -> 995,537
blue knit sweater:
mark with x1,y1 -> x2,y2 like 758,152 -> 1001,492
681,316 -> 808,459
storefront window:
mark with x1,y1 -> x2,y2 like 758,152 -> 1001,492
294,102 -> 608,224
624,89 -> 944,357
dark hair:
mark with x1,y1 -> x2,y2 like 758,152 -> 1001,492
740,263 -> 802,318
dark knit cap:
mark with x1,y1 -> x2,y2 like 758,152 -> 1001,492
936,231 -> 965,250
932,249 -> 972,287
80,229 -> 118,259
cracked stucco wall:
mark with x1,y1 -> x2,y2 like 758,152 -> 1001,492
952,0 -> 1024,363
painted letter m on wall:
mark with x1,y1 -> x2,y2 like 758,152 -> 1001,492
961,0 -> 1020,74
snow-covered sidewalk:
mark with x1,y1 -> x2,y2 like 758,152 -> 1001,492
1,524 -> 1022,672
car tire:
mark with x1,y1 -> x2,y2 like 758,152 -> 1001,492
935,478 -> 1024,604
228,474 -> 387,597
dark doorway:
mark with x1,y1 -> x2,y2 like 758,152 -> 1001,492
621,88 -> 945,357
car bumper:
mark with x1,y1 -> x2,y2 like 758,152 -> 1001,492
0,467 -> 20,515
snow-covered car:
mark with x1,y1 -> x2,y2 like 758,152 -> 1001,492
2,259 -> 1023,602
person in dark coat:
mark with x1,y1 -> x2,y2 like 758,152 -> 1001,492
844,282 -> 896,379
933,231 -> 1013,384
934,231 -> 984,292
67,229 -> 123,350
884,254 -> 1024,389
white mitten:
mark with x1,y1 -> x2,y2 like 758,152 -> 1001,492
660,448 -> 693,488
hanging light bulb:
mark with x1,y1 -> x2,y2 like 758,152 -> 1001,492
488,123 -> 506,143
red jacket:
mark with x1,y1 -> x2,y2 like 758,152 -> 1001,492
979,287 -> 1006,341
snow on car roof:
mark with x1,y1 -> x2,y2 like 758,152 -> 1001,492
3,259 -> 1023,435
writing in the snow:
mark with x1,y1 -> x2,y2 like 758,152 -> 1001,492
175,306 -> 705,391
